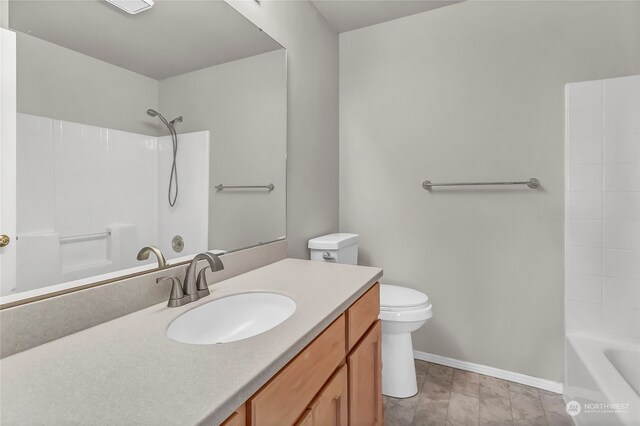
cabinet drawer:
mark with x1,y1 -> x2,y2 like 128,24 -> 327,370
346,283 -> 380,351
249,315 -> 346,426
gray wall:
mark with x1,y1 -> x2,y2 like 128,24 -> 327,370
158,50 -> 287,251
340,0 -> 640,382
16,32 -> 159,135
228,0 -> 340,259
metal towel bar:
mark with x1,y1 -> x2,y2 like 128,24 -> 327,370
215,183 -> 274,192
60,231 -> 111,244
422,178 -> 540,190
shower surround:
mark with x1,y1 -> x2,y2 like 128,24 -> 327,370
9,113 -> 209,296
565,75 -> 640,425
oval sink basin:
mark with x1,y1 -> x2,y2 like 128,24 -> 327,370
166,292 -> 296,345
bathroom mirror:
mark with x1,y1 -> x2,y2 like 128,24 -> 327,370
1,0 -> 286,301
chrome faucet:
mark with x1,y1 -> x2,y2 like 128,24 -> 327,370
157,252 -> 224,308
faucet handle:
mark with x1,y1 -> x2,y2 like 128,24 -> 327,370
196,267 -> 211,298
157,276 -> 185,308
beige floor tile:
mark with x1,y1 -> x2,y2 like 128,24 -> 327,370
538,390 -> 565,415
480,375 -> 510,400
480,395 -> 513,425
446,391 -> 480,426
452,370 -> 480,398
509,383 -> 547,426
386,366 -> 567,426
422,365 -> 454,400
385,396 -> 420,426
544,411 -> 574,426
413,394 -> 449,426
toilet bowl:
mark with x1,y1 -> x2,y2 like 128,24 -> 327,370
379,284 -> 432,398
308,234 -> 433,399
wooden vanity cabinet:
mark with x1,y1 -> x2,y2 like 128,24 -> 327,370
249,315 -> 346,426
347,321 -> 383,426
224,283 -> 381,426
295,364 -> 348,426
220,405 -> 246,426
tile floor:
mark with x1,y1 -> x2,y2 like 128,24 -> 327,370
383,360 -> 574,426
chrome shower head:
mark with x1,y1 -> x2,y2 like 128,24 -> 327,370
146,109 -> 158,117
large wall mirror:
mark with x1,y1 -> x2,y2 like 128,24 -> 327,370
1,0 -> 286,302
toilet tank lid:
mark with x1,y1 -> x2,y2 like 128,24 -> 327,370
308,233 -> 359,250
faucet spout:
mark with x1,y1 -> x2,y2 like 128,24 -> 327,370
183,252 -> 224,301
137,246 -> 168,269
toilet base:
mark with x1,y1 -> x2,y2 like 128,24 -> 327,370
381,331 -> 418,398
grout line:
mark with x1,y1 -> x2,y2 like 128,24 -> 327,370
507,379 -> 515,425
539,389 -> 551,426
443,366 -> 454,425
408,361 -> 428,425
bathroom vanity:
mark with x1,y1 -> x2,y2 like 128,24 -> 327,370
224,281 -> 381,426
0,259 -> 383,425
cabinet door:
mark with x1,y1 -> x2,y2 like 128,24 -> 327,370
299,364 -> 348,426
295,409 -> 313,426
347,321 -> 382,426
221,404 -> 246,426
250,315 -> 346,426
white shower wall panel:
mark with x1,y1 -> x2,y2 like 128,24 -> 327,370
157,131 -> 209,259
12,114 -> 208,295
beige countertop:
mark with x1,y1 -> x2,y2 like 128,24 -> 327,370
0,259 -> 382,425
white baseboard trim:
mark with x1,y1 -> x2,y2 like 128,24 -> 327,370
413,350 -> 563,394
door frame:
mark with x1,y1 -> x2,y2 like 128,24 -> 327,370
0,27 -> 17,293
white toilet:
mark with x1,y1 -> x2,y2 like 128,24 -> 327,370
308,233 -> 433,399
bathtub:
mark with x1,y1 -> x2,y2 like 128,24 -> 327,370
565,333 -> 640,425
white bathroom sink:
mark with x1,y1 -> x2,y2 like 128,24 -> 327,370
166,292 -> 296,344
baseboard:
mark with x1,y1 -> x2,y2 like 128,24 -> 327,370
413,350 -> 563,394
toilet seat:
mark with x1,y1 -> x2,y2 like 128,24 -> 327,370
379,284 -> 432,322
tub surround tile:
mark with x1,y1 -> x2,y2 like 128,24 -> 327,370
566,75 -> 640,348
566,274 -> 602,304
568,80 -> 603,111
603,277 -> 640,309
604,133 -> 640,164
566,219 -> 602,249
565,301 -> 602,334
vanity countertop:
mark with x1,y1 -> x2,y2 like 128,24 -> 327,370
0,258 -> 382,425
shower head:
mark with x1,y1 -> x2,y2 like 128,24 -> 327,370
147,109 -> 182,129
146,108 -> 174,131
146,108 -> 182,207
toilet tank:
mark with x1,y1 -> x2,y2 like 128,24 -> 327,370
308,233 -> 359,265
